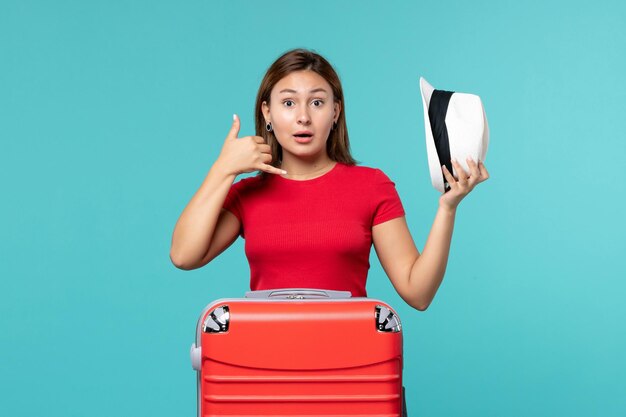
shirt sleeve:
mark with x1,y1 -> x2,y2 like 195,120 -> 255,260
371,169 -> 406,226
222,181 -> 244,237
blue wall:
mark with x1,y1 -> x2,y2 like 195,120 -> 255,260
1,1 -> 624,415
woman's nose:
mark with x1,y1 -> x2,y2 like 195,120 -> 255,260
297,108 -> 311,124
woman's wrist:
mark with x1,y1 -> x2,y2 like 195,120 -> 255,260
211,159 -> 237,179
437,201 -> 457,216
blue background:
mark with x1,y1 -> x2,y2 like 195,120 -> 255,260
2,1 -> 624,416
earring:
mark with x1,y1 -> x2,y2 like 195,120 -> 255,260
332,121 -> 337,130
266,122 -> 273,132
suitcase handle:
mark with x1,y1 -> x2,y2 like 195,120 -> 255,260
244,288 -> 352,299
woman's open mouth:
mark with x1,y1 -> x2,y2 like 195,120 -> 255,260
293,132 -> 313,143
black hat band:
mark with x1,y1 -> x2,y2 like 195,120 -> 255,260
428,89 -> 454,191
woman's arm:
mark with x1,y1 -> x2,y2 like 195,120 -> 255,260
170,163 -> 237,270
372,158 -> 489,311
170,114 -> 286,270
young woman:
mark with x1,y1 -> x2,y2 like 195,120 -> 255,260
170,48 -> 489,311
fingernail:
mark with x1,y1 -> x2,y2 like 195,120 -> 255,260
281,170 -> 287,174
233,114 -> 237,121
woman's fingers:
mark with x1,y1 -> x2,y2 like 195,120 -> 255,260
440,159 -> 489,208
451,159 -> 469,186
442,165 -> 456,189
220,116 -> 284,176
227,114 -> 241,140
478,161 -> 490,181
260,164 -> 287,175
466,157 -> 481,186
259,152 -> 272,164
443,158 -> 490,193
252,137 -> 282,174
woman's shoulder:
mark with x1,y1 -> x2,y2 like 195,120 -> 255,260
230,173 -> 267,193
341,163 -> 393,181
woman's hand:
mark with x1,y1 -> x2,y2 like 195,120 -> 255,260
439,158 -> 490,211
214,114 -> 287,177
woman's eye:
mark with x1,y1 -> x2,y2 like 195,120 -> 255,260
312,100 -> 324,106
283,100 -> 294,107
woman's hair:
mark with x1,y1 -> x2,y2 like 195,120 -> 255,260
254,48 -> 358,178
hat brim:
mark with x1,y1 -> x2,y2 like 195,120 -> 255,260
420,77 -> 446,193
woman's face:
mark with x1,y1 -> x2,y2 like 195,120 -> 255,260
262,70 -> 340,162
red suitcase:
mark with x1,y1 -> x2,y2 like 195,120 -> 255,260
190,288 -> 407,416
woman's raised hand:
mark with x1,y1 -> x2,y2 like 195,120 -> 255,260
439,157 -> 490,211
215,114 -> 287,177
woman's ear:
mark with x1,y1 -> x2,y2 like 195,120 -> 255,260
334,101 -> 342,122
262,101 -> 270,122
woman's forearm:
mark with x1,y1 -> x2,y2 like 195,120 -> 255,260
408,204 -> 457,310
170,162 -> 237,269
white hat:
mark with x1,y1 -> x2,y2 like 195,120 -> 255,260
419,77 -> 489,193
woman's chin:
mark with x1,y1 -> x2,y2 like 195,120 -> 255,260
282,147 -> 325,161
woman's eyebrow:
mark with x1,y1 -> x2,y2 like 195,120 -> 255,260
279,88 -> 328,94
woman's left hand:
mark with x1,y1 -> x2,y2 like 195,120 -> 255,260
439,157 -> 490,211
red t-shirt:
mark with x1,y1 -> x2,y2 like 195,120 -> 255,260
222,162 -> 405,297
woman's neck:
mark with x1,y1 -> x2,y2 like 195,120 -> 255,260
279,155 -> 336,180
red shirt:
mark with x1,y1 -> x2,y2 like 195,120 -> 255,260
223,162 -> 405,297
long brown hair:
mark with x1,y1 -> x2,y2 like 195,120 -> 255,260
254,48 -> 358,179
